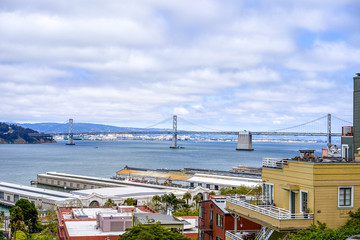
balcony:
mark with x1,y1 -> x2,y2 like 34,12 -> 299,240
262,158 -> 288,169
225,198 -> 314,231
225,230 -> 259,240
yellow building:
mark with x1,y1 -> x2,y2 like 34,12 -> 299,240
225,155 -> 360,240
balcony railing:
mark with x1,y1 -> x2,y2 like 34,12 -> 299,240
225,230 -> 259,240
262,158 -> 288,169
227,198 -> 313,220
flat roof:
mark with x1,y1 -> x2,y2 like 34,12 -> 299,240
71,207 -> 146,219
65,221 -> 125,237
71,186 -> 170,198
188,175 -> 261,187
0,182 -> 76,202
134,213 -> 184,225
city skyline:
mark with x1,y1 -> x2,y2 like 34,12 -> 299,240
1,0 -> 359,131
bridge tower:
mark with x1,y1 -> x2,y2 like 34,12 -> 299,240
327,113 -> 331,147
170,115 -> 179,149
66,118 -> 75,145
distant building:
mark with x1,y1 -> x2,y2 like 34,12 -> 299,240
0,181 -> 75,210
199,197 -> 261,240
116,166 -> 261,190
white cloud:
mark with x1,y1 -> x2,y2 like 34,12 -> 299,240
0,0 -> 357,129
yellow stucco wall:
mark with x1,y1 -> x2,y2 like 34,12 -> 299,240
263,161 -> 360,229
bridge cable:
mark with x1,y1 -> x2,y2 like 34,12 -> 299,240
331,115 -> 352,125
266,115 -> 328,132
142,117 -> 173,129
177,116 -> 225,132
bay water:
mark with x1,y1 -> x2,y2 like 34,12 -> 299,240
0,140 -> 326,185
0,140 -> 326,214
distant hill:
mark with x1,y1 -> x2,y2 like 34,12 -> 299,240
0,122 -> 55,144
17,122 -> 169,134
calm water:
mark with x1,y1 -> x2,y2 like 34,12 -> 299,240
0,140 -> 327,215
0,140 -> 326,186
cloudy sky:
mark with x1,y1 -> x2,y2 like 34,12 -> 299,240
1,0 -> 359,131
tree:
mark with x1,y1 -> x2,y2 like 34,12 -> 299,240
119,222 -> 190,240
182,192 -> 191,205
104,198 -> 117,207
192,195 -> 201,207
288,208 -> 360,240
9,206 -> 25,240
162,193 -> 185,212
123,198 -> 136,206
209,191 -> 216,195
14,199 -> 38,232
14,231 -> 27,240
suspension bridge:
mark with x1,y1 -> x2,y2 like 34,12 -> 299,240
48,113 -> 352,150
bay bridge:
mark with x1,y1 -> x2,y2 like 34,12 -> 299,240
47,113 -> 352,150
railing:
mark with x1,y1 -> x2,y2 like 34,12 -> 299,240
227,198 -> 313,220
226,230 -> 259,240
262,158 -> 288,169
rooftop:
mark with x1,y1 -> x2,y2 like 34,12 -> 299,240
134,213 -> 184,225
71,186 -> 171,198
0,181 -> 75,202
65,220 -> 125,237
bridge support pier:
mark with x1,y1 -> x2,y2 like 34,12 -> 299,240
236,132 -> 253,151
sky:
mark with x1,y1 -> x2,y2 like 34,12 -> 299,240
0,0 -> 359,131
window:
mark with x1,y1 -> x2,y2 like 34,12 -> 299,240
216,214 -> 223,228
339,186 -> 353,208
57,181 -> 60,185
216,237 -> 223,240
300,191 -> 308,212
206,184 -> 210,189
70,183 -> 73,187
199,206 -> 204,218
51,180 -> 54,184
77,184 -> 80,188
14,195 -> 19,202
264,183 -> 274,205
210,210 -> 213,228
0,192 -> 4,199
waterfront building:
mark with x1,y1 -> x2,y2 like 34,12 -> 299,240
68,186 -> 194,206
0,181 -> 76,210
199,196 -> 261,240
116,166 -> 261,190
224,154 -> 360,240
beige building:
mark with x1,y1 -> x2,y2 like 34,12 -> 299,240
225,155 -> 360,240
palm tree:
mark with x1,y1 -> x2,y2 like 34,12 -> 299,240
193,194 -> 202,208
183,192 -> 191,205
